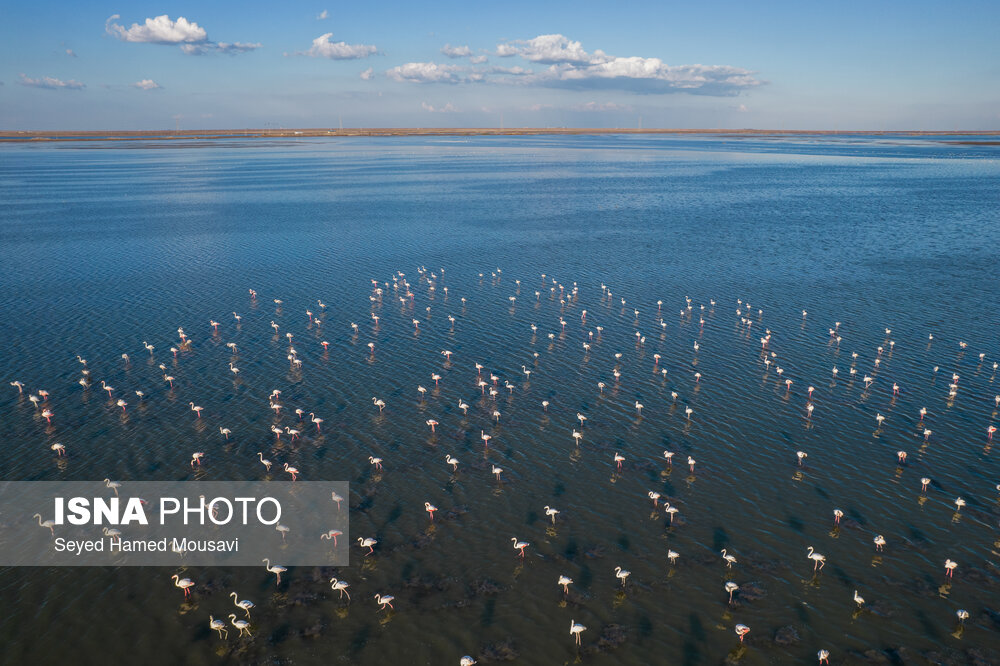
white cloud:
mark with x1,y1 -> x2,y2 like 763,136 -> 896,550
573,101 -> 632,112
316,9 -> 329,20
302,33 -> 377,59
65,49 -> 77,57
105,14 -> 259,55
132,79 -> 161,90
105,14 -> 207,44
469,54 -> 488,64
537,57 -> 761,94
496,34 -> 602,65
738,103 -> 748,112
18,74 -> 85,90
360,67 -> 374,80
421,102 -> 459,113
441,44 -> 472,58
386,62 -> 463,84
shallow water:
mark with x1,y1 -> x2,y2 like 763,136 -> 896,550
1,134 -> 998,665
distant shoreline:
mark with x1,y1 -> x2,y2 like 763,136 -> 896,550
1,128 -> 998,143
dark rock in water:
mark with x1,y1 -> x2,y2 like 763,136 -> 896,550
966,648 -> 1000,666
300,620 -> 324,638
921,648 -> 971,665
409,532 -> 433,549
739,581 -> 767,601
479,638 -> 519,661
404,575 -> 452,592
980,607 -> 1000,630
442,505 -> 468,520
772,625 -> 799,646
582,623 -> 628,655
855,648 -> 890,663
867,601 -> 896,618
468,577 -> 503,597
963,566 -> 996,585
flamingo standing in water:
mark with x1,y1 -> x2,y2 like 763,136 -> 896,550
374,593 -> 395,610
189,402 -> 203,418
230,592 -> 254,618
807,546 -> 826,571
171,574 -> 194,597
321,530 -> 343,547
330,578 -> 351,600
735,625 -> 750,642
209,616 -> 228,639
34,513 -> 56,536
570,620 -> 586,644
511,537 -> 529,558
283,463 -> 299,480
229,614 -> 252,637
263,558 -> 287,585
614,566 -> 631,588
257,452 -> 272,471
424,502 -> 438,520
725,581 -> 739,602
721,549 -> 737,568
445,455 -> 459,472
358,537 -> 378,556
558,575 -> 573,595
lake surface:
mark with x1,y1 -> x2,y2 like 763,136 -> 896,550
1,134 -> 998,665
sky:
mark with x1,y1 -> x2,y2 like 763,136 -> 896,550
2,0 -> 999,130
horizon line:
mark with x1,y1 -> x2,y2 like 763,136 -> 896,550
2,127 -> 998,143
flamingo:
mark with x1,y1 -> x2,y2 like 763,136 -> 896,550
853,589 -> 865,608
614,452 -> 625,470
721,549 -> 737,568
190,452 -> 205,467
230,592 -> 254,618
257,452 -> 272,471
492,464 -> 504,482
188,402 -> 203,418
330,578 -> 351,600
920,477 -> 930,492
873,535 -> 886,551
50,443 -> 66,457
614,566 -> 631,588
209,616 -> 228,639
219,427 -> 232,440
725,581 -> 739,602
511,537 -> 529,558
558,575 -> 573,595
544,505 -> 560,524
570,620 -> 586,644
944,559 -> 958,577
34,513 -> 56,536
374,593 -> 395,610
369,456 -> 383,471
104,479 -> 121,496
320,530 -> 343,547
171,574 -> 194,597
330,491 -> 344,511
263,558 -> 287,585
818,649 -> 831,664
667,550 -> 679,565
229,614 -> 251,637
735,625 -> 750,642
358,537 -> 378,556
807,546 -> 826,571
424,502 -> 438,520
445,455 -> 459,472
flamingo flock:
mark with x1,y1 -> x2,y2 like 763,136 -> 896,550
6,266 -> 999,664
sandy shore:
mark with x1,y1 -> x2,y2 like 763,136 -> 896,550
1,128 -> 998,143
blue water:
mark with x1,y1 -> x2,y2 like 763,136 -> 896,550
0,134 -> 998,665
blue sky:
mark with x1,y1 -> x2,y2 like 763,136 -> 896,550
3,0 -> 998,130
